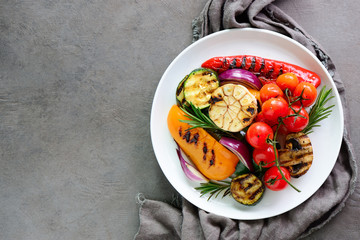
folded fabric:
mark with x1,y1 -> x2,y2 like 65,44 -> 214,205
135,0 -> 357,239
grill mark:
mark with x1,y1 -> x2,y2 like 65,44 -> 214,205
183,131 -> 191,142
223,58 -> 228,68
211,96 -> 223,103
243,118 -> 250,123
234,174 -> 252,185
291,162 -> 308,173
210,150 -> 215,166
203,143 -> 208,160
249,57 -> 256,70
230,58 -> 237,69
246,107 -> 255,115
241,57 -> 246,69
259,58 -> 265,72
288,138 -> 302,150
244,183 -> 254,192
189,133 -> 199,145
266,68 -> 274,78
202,71 -> 213,76
178,126 -> 182,137
249,185 -> 265,200
279,65 -> 283,76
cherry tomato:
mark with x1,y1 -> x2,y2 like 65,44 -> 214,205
259,83 -> 284,103
254,111 -> 266,122
282,105 -> 309,133
261,97 -> 289,122
271,123 -> 289,135
276,73 -> 299,93
253,146 -> 277,168
293,82 -> 317,107
245,122 -> 274,149
263,166 -> 291,191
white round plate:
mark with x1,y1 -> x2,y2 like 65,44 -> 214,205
150,28 -> 344,220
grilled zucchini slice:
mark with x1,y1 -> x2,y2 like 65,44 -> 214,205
209,84 -> 258,132
230,173 -> 265,206
176,75 -> 189,107
183,68 -> 219,109
278,132 -> 313,178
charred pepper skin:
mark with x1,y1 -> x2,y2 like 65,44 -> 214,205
201,55 -> 321,88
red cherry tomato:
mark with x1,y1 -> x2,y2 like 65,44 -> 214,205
293,82 -> 317,107
261,97 -> 289,122
271,123 -> 289,135
263,166 -> 291,191
276,73 -> 299,93
253,146 -> 277,168
245,122 -> 274,149
282,105 -> 309,132
260,83 -> 284,103
255,111 -> 266,123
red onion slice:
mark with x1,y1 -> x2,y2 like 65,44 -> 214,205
219,137 -> 254,172
219,69 -> 262,90
176,144 -> 209,183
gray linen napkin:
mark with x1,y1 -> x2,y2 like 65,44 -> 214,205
135,0 -> 357,239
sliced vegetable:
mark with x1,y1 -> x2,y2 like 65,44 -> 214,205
219,137 -> 253,172
208,84 -> 258,132
278,132 -> 313,178
176,144 -> 209,183
201,55 -> 321,88
167,105 -> 239,180
183,68 -> 219,109
176,75 -> 189,107
230,173 -> 265,205
218,69 -> 262,90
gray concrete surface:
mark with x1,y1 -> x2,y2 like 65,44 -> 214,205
0,0 -> 359,239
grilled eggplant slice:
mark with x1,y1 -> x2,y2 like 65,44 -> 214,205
183,68 -> 219,109
209,84 -> 258,132
278,132 -> 313,178
230,173 -> 265,206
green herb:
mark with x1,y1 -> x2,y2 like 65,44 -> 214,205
179,104 -> 221,131
302,86 -> 335,135
195,181 -> 231,201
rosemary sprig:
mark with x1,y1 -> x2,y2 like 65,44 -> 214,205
179,103 -> 221,131
302,86 -> 334,135
195,180 -> 231,201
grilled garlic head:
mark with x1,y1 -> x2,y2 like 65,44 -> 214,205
209,84 -> 258,132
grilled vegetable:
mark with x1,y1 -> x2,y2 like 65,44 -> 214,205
209,84 -> 258,132
201,55 -> 321,88
176,75 -> 189,107
230,173 -> 265,205
183,68 -> 219,109
278,132 -> 313,178
167,105 -> 239,180
218,69 -> 262,90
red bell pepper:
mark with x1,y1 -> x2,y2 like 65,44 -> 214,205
201,55 -> 321,88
